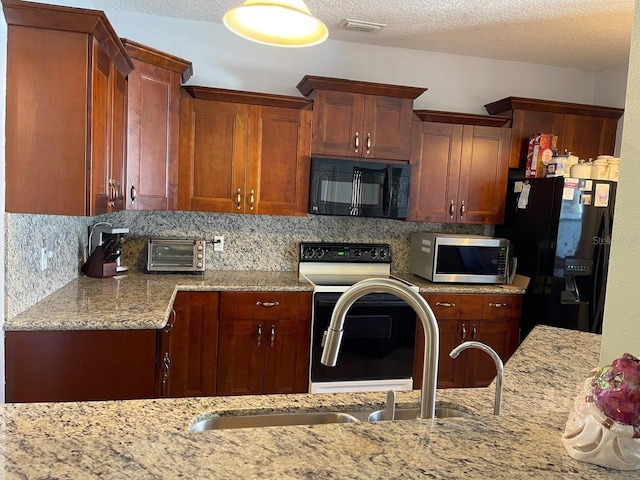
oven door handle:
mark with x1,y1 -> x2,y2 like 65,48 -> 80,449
314,297 -> 410,308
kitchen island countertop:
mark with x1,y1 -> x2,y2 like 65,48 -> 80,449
4,270 -> 525,331
1,325 -> 633,479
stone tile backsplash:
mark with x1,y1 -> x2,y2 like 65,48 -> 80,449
5,211 -> 484,319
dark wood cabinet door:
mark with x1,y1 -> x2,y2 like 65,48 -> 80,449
216,320 -> 265,395
6,330 -> 157,403
127,60 -> 181,210
164,292 -> 219,398
509,109 -> 565,169
562,114 -> 619,160
109,64 -> 127,212
247,105 -> 312,216
363,95 -> 414,161
409,121 -> 463,223
310,90 -> 365,157
263,319 -> 310,394
90,39 -> 111,216
457,125 -> 510,224
178,97 -> 248,212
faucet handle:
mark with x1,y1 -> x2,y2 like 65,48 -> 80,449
385,390 -> 396,421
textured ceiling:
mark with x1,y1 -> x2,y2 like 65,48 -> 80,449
90,0 -> 634,72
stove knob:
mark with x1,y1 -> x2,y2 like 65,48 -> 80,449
353,249 -> 362,258
317,248 -> 325,258
370,249 -> 378,258
379,249 -> 387,259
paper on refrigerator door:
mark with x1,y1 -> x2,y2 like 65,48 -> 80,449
594,183 -> 610,207
517,183 -> 531,209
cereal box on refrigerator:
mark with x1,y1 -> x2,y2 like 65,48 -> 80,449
525,132 -> 558,178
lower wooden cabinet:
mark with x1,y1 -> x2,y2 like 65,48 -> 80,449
216,291 -> 311,396
414,293 -> 521,389
156,291 -> 219,398
5,329 -> 157,403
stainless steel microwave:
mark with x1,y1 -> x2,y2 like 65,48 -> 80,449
309,157 -> 411,219
147,239 -> 206,274
410,233 -> 511,284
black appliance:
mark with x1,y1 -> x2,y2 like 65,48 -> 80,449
496,177 -> 616,337
309,157 -> 411,219
299,242 -> 418,393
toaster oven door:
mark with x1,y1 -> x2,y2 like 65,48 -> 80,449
147,240 -> 205,273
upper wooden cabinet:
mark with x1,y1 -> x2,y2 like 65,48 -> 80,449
3,0 -> 134,216
409,111 -> 511,224
484,97 -> 624,169
123,39 -> 193,211
178,87 -> 312,216
297,75 -> 426,161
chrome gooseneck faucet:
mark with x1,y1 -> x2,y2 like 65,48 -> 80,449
320,278 -> 440,419
450,341 -> 504,415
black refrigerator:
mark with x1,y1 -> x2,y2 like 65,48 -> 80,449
496,176 -> 616,339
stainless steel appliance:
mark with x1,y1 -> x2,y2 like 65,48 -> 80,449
299,242 -> 418,393
147,239 -> 206,274
89,225 -> 129,273
410,233 -> 511,284
308,157 -> 411,219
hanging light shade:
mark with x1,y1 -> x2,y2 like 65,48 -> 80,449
223,0 -> 328,48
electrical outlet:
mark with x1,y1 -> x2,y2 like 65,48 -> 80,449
214,236 -> 224,252
40,247 -> 48,271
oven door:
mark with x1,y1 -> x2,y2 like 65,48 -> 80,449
310,292 -> 416,393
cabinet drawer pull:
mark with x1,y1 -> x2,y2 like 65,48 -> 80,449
489,302 -> 507,308
270,325 -> 275,347
236,188 -> 242,210
249,189 -> 255,211
130,183 -> 137,204
460,200 -> 465,218
435,302 -> 456,308
354,131 -> 359,153
461,323 -> 467,340
256,301 -> 279,307
257,325 -> 262,346
449,200 -> 455,218
366,132 -> 371,154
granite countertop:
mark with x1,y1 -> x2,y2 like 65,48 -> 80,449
1,325 -> 632,479
4,270 -> 525,331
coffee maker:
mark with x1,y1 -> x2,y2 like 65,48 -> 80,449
89,225 -> 129,273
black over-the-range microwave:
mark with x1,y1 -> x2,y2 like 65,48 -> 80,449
308,157 -> 411,220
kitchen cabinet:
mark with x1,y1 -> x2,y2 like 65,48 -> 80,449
413,293 -> 521,389
297,75 -> 426,161
5,329 -> 157,403
217,291 -> 311,396
3,0 -> 134,216
156,292 -> 219,398
409,111 -> 511,224
484,97 -> 624,169
123,39 -> 193,211
178,87 -> 312,216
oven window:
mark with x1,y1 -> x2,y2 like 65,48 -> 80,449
436,246 -> 500,275
311,293 -> 416,383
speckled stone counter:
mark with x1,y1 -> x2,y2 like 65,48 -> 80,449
4,270 -> 523,331
2,325 -> 630,479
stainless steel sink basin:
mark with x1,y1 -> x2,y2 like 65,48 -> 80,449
367,407 -> 471,422
190,411 -> 360,431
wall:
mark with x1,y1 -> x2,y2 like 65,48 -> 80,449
594,62 -> 630,155
600,1 -> 640,363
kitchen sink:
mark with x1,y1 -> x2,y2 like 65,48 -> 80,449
190,411 -> 360,431
367,407 -> 471,422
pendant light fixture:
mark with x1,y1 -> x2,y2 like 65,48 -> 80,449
223,0 -> 328,48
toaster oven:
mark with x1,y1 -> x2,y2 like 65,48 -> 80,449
147,239 -> 206,274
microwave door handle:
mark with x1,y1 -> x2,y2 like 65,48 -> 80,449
382,165 -> 392,216
351,170 -> 361,216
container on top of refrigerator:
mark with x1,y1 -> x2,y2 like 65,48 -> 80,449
591,156 -> 612,180
607,157 -> 620,182
526,132 -> 558,178
570,158 -> 594,179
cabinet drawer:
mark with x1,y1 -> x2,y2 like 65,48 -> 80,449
425,294 -> 461,319
220,292 -> 311,321
481,294 -> 522,319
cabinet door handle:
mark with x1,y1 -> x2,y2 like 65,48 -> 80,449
249,189 -> 255,211
257,324 -> 262,346
108,179 -> 116,207
366,132 -> 371,154
435,301 -> 456,308
164,308 -> 176,333
256,301 -> 279,307
489,302 -> 507,308
161,352 -> 171,395
460,200 -> 465,218
354,131 -> 359,153
270,325 -> 275,347
472,325 -> 478,340
130,183 -> 137,204
449,200 -> 455,219
461,324 -> 467,341
236,188 -> 242,210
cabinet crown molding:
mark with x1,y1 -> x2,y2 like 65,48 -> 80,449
182,86 -> 312,110
122,39 -> 193,84
297,75 -> 427,99
485,96 -> 624,120
1,0 -> 134,75
414,110 -> 510,127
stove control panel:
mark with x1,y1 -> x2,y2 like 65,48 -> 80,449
300,243 -> 391,263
